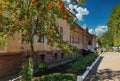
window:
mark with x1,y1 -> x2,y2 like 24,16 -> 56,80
78,36 -> 80,44
21,34 -> 29,43
61,53 -> 64,59
88,40 -> 92,45
39,54 -> 45,62
60,27 -> 63,40
38,32 -> 44,43
54,53 -> 58,60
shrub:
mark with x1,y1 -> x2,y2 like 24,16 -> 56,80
38,62 -> 47,72
34,53 -> 98,78
67,53 -> 98,74
33,73 -> 77,81
20,57 -> 33,81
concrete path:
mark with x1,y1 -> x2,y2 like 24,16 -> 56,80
84,52 -> 120,81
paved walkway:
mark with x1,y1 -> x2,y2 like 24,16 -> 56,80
84,52 -> 120,81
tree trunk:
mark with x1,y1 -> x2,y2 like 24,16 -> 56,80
21,36 -> 34,81
30,36 -> 34,57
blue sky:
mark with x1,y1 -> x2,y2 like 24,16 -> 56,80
77,0 -> 120,35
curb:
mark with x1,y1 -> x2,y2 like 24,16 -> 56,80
77,54 -> 103,81
9,76 -> 21,81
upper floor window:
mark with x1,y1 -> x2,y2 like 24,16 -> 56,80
54,53 -> 58,60
21,34 -> 29,43
72,36 -> 74,43
60,27 -> 63,40
38,32 -> 44,43
78,36 -> 80,44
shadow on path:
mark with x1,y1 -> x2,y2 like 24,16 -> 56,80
84,55 -> 120,81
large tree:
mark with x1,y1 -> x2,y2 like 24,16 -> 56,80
98,5 -> 120,48
0,0 -> 84,80
107,5 -> 120,47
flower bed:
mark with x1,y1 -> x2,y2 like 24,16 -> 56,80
33,53 -> 98,81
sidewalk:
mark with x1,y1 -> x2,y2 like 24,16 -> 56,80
84,52 -> 120,81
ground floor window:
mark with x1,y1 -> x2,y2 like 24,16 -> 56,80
54,53 -> 58,60
39,54 -> 45,62
61,53 -> 64,59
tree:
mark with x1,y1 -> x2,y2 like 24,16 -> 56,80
98,5 -> 120,49
0,0 -> 85,80
107,5 -> 120,47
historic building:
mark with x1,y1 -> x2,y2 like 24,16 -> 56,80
0,18 -> 97,62
0,18 -> 96,77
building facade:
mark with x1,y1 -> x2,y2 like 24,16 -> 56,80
0,18 -> 96,63
0,18 -> 96,77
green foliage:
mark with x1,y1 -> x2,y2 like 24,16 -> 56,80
38,62 -> 47,72
33,73 -> 77,81
0,33 -> 7,46
67,54 -> 98,74
98,5 -> 120,48
97,30 -> 114,48
0,0 -> 86,81
20,57 -> 33,81
33,54 -> 97,81
44,53 -> 97,75
114,32 -> 120,47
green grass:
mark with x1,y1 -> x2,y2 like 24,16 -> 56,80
33,73 -> 77,81
67,53 -> 98,74
33,53 -> 98,81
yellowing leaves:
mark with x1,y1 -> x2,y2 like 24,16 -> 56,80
0,1 -> 8,8
0,8 -> 2,13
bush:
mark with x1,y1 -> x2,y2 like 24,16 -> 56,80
67,53 -> 98,74
33,73 -> 77,81
34,53 -> 98,78
38,62 -> 47,72
20,57 -> 33,81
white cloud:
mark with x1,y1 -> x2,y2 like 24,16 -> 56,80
68,4 -> 74,10
65,1 -> 89,21
74,5 -> 78,9
75,7 -> 89,21
66,0 -> 71,3
76,13 -> 83,20
89,29 -> 94,34
95,25 -> 108,36
76,7 -> 89,15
